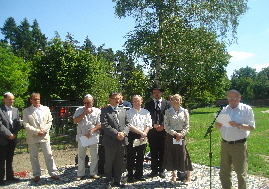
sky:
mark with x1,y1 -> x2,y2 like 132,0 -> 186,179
0,0 -> 268,79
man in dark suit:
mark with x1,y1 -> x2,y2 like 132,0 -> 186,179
101,92 -> 130,188
0,92 -> 21,185
145,84 -> 172,178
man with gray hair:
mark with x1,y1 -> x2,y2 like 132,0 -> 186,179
73,94 -> 101,180
216,89 -> 255,189
0,92 -> 21,185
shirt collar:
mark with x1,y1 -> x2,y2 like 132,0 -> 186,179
228,103 -> 241,110
32,104 -> 42,110
153,97 -> 162,103
5,105 -> 12,110
110,105 -> 117,110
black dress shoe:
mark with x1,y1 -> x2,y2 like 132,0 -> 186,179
134,176 -> 146,181
112,181 -> 125,187
148,171 -> 158,177
103,182 -> 111,189
0,180 -> 5,186
6,177 -> 20,181
159,172 -> 166,178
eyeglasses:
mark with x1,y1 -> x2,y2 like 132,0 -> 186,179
172,99 -> 181,101
84,102 -> 92,104
227,98 -> 239,100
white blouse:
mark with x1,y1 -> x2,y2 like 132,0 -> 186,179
164,107 -> 190,136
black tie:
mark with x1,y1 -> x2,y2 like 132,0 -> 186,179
155,101 -> 160,124
114,107 -> 119,123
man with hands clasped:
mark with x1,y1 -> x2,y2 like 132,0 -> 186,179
23,93 -> 59,182
126,95 -> 152,183
73,94 -> 101,180
101,92 -> 130,188
215,90 -> 255,189
0,92 -> 21,185
145,83 -> 171,178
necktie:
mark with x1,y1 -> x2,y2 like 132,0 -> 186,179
155,101 -> 160,124
114,107 -> 119,123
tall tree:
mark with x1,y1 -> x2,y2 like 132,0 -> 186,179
1,17 -> 47,60
0,17 -> 17,46
0,43 -> 30,108
113,0 -> 248,83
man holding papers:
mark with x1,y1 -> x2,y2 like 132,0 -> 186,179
126,95 -> 152,183
215,90 -> 255,189
73,94 -> 101,180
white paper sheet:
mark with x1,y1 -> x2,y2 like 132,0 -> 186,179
79,135 -> 99,147
173,138 -> 183,145
133,138 -> 148,147
214,113 -> 232,127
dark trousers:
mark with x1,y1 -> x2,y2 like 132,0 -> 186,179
126,132 -> 146,179
148,129 -> 165,174
104,144 -> 125,183
0,140 -> 16,181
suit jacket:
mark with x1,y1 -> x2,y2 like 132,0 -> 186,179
0,105 -> 21,146
101,106 -> 130,147
144,99 -> 172,127
23,105 -> 53,144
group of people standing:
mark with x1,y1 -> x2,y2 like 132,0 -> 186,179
74,84 -> 194,188
0,86 -> 255,189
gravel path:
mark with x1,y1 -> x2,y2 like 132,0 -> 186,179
2,161 -> 269,189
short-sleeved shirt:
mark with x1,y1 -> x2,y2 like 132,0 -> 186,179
220,103 -> 255,141
127,108 -> 152,131
73,107 -> 101,138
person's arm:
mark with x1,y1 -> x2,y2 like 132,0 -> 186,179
41,107 -> 53,134
23,109 -> 40,136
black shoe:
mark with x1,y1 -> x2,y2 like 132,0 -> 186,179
103,182 -> 111,189
112,181 -> 125,188
148,171 -> 158,177
6,177 -> 20,181
159,172 -> 166,178
127,177 -> 135,183
134,176 -> 146,181
0,180 -> 5,186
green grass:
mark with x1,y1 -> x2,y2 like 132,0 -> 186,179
187,107 -> 269,178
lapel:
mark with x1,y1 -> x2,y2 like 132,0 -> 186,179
1,105 -> 12,124
109,106 -> 119,125
29,106 -> 39,125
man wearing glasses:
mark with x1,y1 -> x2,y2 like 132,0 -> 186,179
101,92 -> 130,188
215,90 -> 255,189
73,94 -> 101,180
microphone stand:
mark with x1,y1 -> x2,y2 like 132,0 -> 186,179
204,106 -> 223,189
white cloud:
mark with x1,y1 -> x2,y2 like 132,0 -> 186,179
228,51 -> 255,62
252,63 -> 269,72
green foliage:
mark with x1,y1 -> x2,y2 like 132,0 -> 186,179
0,44 -> 30,108
1,17 -> 47,60
30,34 -> 119,107
188,107 -> 269,178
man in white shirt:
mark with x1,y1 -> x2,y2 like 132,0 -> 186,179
126,95 -> 152,183
216,90 -> 255,189
23,93 -> 59,182
73,94 -> 101,180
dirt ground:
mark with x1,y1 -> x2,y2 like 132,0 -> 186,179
13,148 -> 79,173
